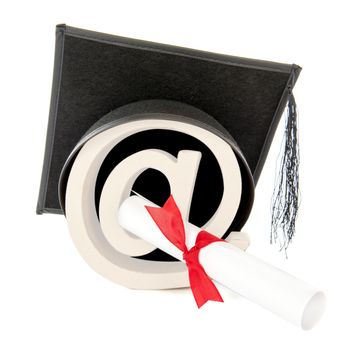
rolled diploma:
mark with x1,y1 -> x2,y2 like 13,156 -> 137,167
118,195 -> 326,330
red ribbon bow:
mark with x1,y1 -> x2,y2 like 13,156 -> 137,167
145,195 -> 224,308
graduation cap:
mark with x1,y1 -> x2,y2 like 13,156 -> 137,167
37,25 -> 301,287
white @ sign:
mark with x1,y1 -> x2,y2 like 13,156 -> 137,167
65,118 -> 242,289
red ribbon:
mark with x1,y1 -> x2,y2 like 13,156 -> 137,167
145,195 -> 224,308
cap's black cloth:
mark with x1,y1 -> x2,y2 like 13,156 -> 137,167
37,24 -> 301,214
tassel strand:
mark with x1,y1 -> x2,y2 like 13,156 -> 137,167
270,92 -> 300,255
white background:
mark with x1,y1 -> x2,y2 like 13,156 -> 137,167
1,1 -> 349,349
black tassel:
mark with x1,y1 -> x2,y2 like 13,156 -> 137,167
270,92 -> 300,255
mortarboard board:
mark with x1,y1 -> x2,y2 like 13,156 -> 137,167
37,25 -> 301,288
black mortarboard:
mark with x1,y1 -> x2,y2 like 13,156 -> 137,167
37,25 -> 301,259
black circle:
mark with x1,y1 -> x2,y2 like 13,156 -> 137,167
59,100 -> 254,265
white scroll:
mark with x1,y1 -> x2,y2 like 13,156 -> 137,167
118,195 -> 326,330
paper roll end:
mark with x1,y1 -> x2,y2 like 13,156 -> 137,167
301,291 -> 326,330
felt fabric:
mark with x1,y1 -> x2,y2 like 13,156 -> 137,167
37,24 -> 300,214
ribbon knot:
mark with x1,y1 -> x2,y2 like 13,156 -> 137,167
145,195 -> 224,308
183,245 -> 198,262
